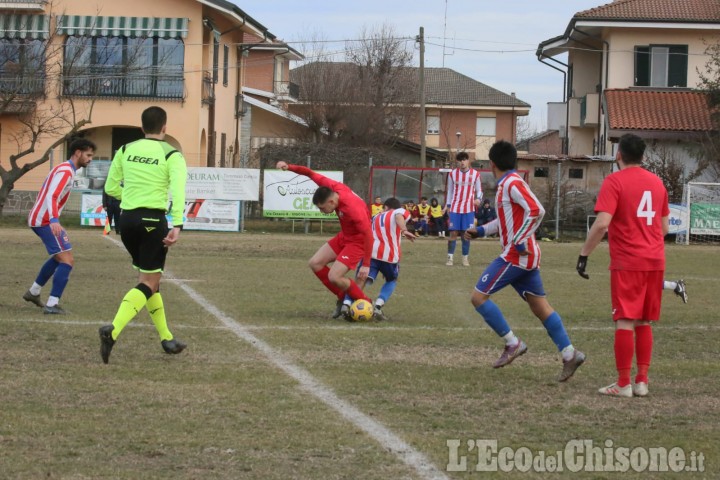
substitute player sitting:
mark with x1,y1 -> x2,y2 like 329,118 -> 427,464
465,140 -> 585,382
276,161 -> 373,317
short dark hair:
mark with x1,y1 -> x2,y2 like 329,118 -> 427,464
618,133 -> 646,164
384,197 -> 401,209
488,140 -> 517,171
420,196 -> 427,201
68,138 -> 96,157
456,151 -> 469,161
141,106 -> 167,134
312,186 -> 334,206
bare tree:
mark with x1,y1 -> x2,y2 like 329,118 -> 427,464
696,39 -> 720,180
291,23 -> 417,146
0,10 -> 182,214
644,143 -> 706,202
0,12 -> 97,214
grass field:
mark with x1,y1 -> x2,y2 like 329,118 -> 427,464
0,226 -> 717,479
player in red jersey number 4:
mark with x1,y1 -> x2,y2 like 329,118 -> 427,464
578,134 -> 669,398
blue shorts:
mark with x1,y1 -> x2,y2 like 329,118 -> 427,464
448,212 -> 475,232
32,225 -> 72,256
475,257 -> 546,300
370,259 -> 399,283
360,259 -> 400,284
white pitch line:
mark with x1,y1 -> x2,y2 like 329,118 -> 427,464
7,317 -> 720,333
167,277 -> 449,480
104,236 -> 449,480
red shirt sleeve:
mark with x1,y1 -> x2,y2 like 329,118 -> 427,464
287,164 -> 339,190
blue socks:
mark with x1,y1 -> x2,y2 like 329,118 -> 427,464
50,263 -> 72,299
35,257 -> 59,286
476,300 -> 511,337
378,280 -> 397,304
542,312 -> 572,352
448,239 -> 471,255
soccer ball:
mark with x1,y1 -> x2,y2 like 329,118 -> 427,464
349,299 -> 374,322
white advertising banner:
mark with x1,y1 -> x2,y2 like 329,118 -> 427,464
183,199 -> 240,232
82,194 -> 239,232
263,169 -> 343,219
80,193 -> 106,226
668,203 -> 688,235
185,167 -> 260,201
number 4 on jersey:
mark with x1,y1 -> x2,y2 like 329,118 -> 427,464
637,190 -> 656,225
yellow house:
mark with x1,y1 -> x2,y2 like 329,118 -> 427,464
0,0 -> 303,206
537,0 -> 719,159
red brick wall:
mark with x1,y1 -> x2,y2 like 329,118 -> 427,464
244,51 -> 275,92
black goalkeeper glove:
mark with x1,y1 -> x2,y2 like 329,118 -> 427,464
576,255 -> 589,279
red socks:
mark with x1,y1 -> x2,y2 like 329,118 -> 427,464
313,267 -> 344,297
614,329 -> 634,387
345,281 -> 371,302
635,324 -> 653,384
313,267 -> 371,302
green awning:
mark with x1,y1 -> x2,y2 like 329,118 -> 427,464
0,14 -> 49,39
56,16 -> 189,38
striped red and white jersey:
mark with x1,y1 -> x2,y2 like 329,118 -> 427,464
446,168 -> 482,214
371,208 -> 410,264
483,171 -> 545,269
28,161 -> 77,227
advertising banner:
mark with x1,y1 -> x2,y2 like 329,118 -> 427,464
263,169 -> 343,219
183,199 -> 240,232
690,203 -> 720,235
668,204 -> 688,235
80,194 -> 106,226
185,168 -> 260,201
83,194 -> 239,232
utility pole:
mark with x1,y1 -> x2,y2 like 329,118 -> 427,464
418,26 -> 426,168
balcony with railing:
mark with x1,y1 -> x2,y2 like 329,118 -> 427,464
0,74 -> 45,113
274,80 -> 299,102
63,68 -> 184,100
0,0 -> 46,11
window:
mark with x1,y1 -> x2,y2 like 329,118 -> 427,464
426,115 -> 440,134
223,44 -> 229,86
634,45 -> 688,87
534,167 -> 549,178
0,38 -> 45,94
212,36 -> 219,84
476,117 -> 496,136
569,168 -> 584,179
220,133 -> 227,167
64,36 -> 184,98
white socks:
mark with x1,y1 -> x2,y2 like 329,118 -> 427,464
502,331 -> 519,347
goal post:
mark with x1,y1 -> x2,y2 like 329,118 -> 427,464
676,182 -> 720,245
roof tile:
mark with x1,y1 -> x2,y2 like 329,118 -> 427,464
604,89 -> 714,131
575,0 -> 720,22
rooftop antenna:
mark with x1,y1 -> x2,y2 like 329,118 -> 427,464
442,0 -> 448,66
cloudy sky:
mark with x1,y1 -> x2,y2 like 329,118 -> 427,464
235,0 -> 605,132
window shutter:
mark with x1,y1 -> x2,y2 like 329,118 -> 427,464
667,45 -> 688,87
634,46 -> 650,86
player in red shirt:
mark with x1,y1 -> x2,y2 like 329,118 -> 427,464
577,133 -> 669,398
276,161 -> 373,317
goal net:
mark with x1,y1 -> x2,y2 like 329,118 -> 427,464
676,182 -> 720,245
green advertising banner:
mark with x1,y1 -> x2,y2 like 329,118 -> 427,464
690,203 -> 720,235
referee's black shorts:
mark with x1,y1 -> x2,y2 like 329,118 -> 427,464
119,208 -> 170,273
